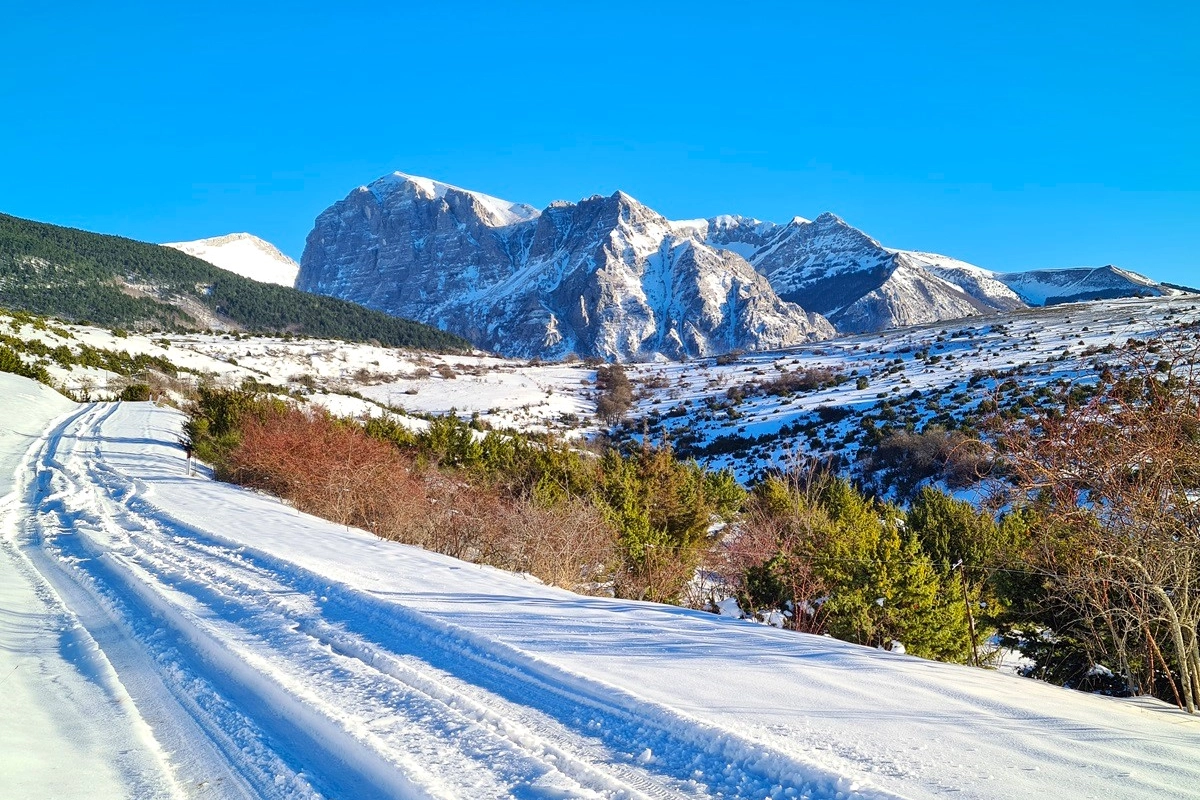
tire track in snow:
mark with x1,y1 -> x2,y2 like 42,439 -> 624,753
26,403 -> 436,800
64,407 -> 739,798
25,403 -> 681,799
26,401 -> 892,800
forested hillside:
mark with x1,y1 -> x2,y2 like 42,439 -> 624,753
0,213 -> 470,351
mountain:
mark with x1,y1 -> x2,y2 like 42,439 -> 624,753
298,172 -> 1180,351
164,232 -> 299,287
994,265 -> 1171,305
701,212 -> 1178,334
299,173 -> 833,361
0,212 -> 470,351
734,214 -> 1020,333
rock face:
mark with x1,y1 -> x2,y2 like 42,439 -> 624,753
299,171 -> 1177,353
734,214 -> 1018,333
299,174 -> 833,360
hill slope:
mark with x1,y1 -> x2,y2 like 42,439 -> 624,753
2,377 -> 1197,798
0,213 -> 469,351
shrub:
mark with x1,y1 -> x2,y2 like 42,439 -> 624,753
118,383 -> 152,401
0,345 -> 51,384
595,363 -> 634,423
228,404 -> 426,536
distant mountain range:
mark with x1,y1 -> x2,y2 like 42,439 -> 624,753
295,172 -> 1180,361
297,174 -> 833,361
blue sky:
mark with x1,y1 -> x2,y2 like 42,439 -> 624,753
2,2 -> 1196,284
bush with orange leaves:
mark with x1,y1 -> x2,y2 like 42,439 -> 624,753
228,404 -> 427,538
220,401 -> 619,594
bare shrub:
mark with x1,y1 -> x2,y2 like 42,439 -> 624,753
715,467 -> 835,633
595,364 -> 634,423
489,498 -> 618,593
866,425 -> 989,499
612,543 -> 700,606
991,339 -> 1200,711
228,406 -> 425,536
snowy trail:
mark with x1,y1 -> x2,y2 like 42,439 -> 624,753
17,401 -> 885,800
9,390 -> 1200,800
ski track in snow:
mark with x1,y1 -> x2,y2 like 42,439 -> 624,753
16,401 -> 888,800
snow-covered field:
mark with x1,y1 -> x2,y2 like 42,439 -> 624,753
2,371 -> 1199,799
2,315 -> 597,435
619,295 -> 1200,479
6,295 -> 1200,493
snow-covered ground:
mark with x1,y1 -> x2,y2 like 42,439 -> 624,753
2,372 -> 1198,799
0,374 -> 176,798
618,295 -> 1200,480
6,294 -> 1200,486
1,314 -> 597,435
5,295 -> 1200,481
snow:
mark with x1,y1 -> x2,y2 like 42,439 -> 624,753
0,375 -> 177,798
367,171 -> 541,227
3,372 -> 1199,798
896,250 -> 995,277
164,233 -> 300,287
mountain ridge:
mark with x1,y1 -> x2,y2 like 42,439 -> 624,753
300,180 -> 834,361
296,171 -> 1181,357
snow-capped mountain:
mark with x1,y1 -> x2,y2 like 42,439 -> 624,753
899,250 -> 1028,309
712,213 -> 1177,333
299,174 -> 833,361
671,214 -> 787,261
736,214 -> 1021,333
165,232 -> 300,287
298,172 -> 1180,352
994,265 -> 1171,305
897,252 -> 1176,308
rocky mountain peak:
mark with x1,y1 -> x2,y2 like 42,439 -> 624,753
296,172 -> 1175,350
298,174 -> 833,361
364,171 -> 540,228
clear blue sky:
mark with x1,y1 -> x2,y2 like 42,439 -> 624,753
2,2 -> 1196,284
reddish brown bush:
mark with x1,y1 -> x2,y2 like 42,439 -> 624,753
228,405 -> 425,535
227,404 -> 620,595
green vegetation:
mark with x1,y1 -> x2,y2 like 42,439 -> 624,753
166,332 -> 1200,713
0,344 -> 51,384
727,471 -> 995,662
0,311 -> 186,395
0,213 -> 471,351
186,386 -> 743,604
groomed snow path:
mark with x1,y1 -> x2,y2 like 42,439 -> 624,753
7,395 -> 1200,799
